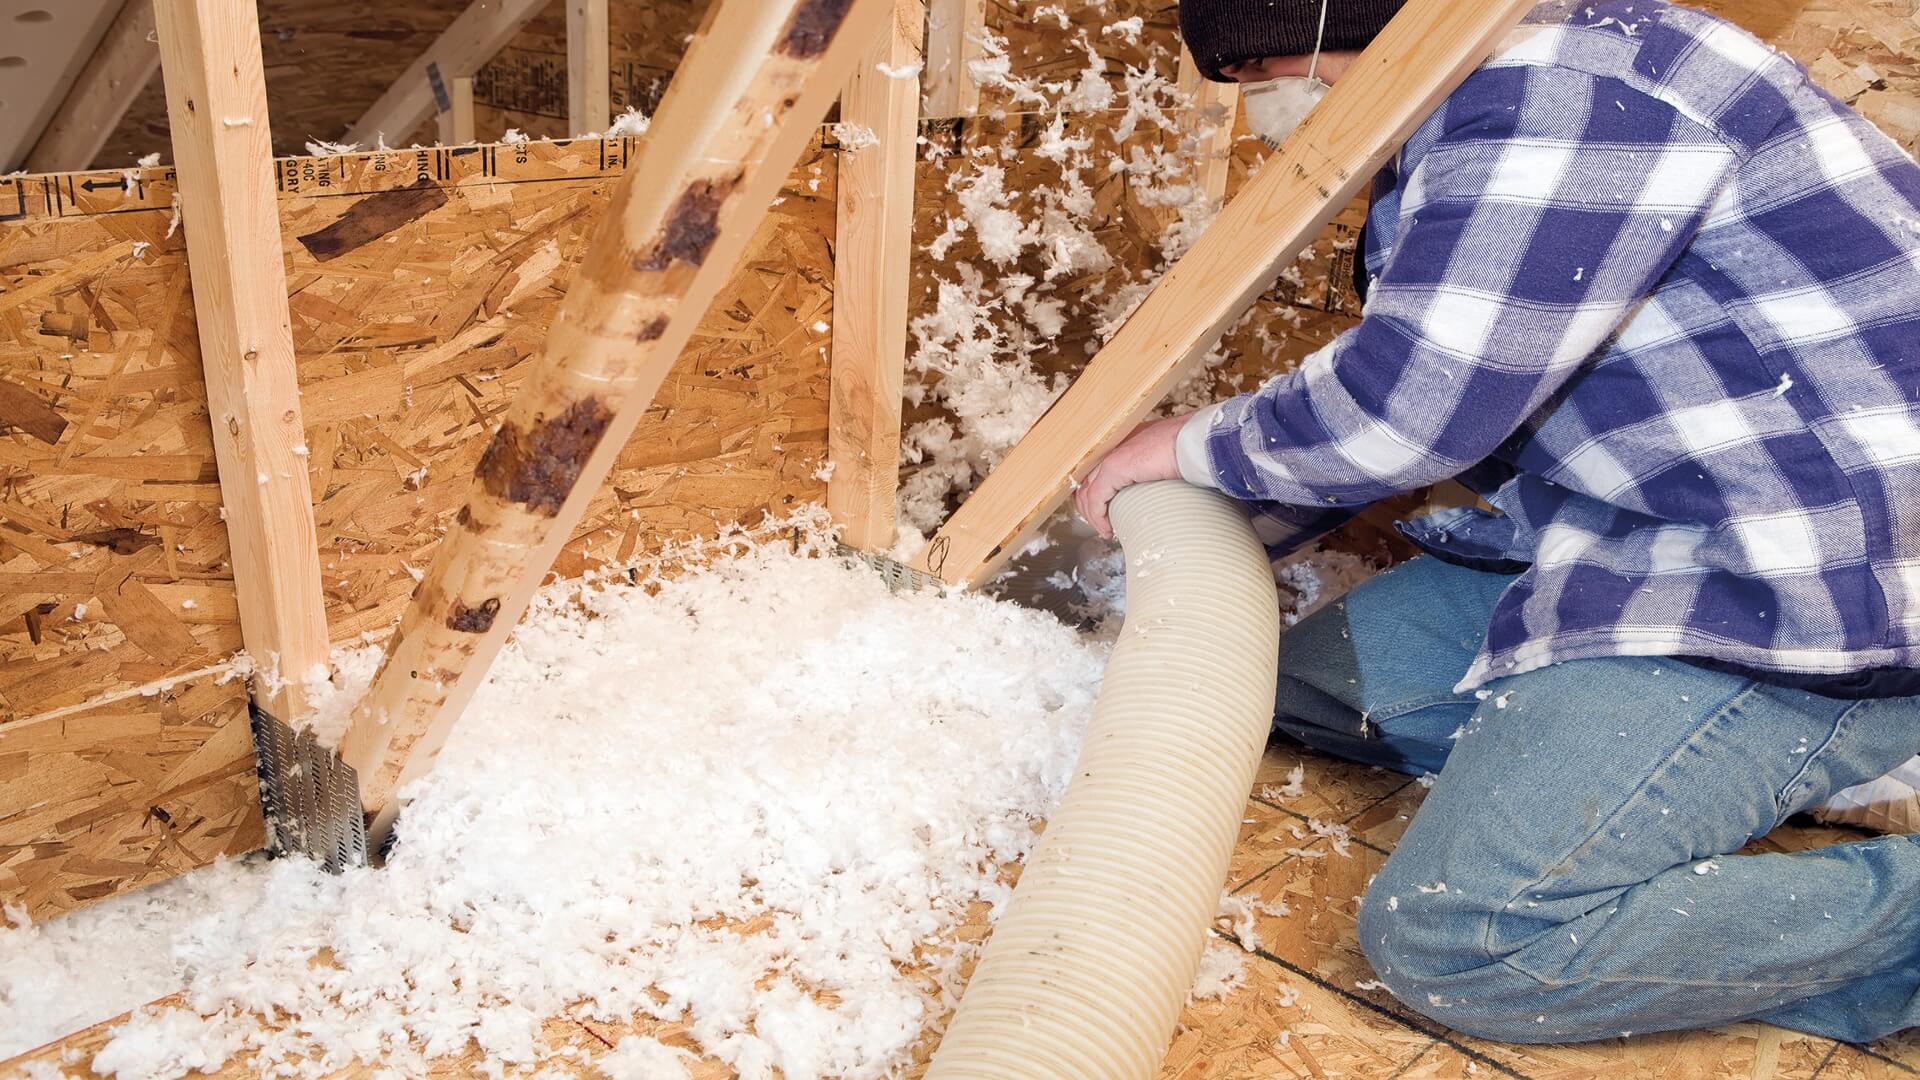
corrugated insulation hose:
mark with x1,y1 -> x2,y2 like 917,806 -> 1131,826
927,481 -> 1281,1079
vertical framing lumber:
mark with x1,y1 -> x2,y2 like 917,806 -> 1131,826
1176,45 -> 1239,208
22,0 -> 161,174
567,0 -> 612,135
153,0 -> 330,721
922,0 -> 983,117
910,0 -> 1538,588
437,74 -> 476,143
826,0 -> 923,551
347,0 -> 548,148
338,0 -> 892,843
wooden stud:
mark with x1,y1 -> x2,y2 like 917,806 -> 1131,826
22,0 -> 162,174
152,0 -> 331,721
1176,45 -> 1239,209
910,0 -> 1538,588
337,0 -> 892,844
567,0 -> 612,135
0,125 -> 840,917
922,0 -> 983,118
826,0 -> 923,552
346,0 -> 548,148
436,74 -> 476,143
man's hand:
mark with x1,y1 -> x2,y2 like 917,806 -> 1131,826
1073,415 -> 1191,539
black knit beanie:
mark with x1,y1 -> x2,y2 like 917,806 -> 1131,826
1179,0 -> 1407,81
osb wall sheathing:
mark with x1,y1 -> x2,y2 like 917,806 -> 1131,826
0,136 -> 835,920
74,0 -> 1920,168
0,673 -> 264,918
8,0 -> 1915,921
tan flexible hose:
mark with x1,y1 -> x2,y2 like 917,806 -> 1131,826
928,481 -> 1281,1079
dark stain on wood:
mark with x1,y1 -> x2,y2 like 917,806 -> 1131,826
71,527 -> 158,555
778,0 -> 855,56
637,315 -> 670,341
24,602 -> 54,645
475,397 -> 615,516
296,176 -> 449,262
0,378 -> 69,445
38,311 -> 88,342
445,597 -> 501,633
633,176 -> 739,272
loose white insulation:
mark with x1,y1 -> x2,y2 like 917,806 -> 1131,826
4,524 -> 1106,1078
0,519 -> 1363,1077
894,22 -> 1284,548
0,20 -> 1380,1078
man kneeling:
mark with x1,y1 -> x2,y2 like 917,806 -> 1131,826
1077,0 -> 1920,1046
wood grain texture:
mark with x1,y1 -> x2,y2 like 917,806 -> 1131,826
0,669 -> 265,923
0,138 -> 833,725
155,0 -> 331,725
0,136 -> 836,915
1175,44 -> 1238,209
72,0 -> 1918,169
435,74 -> 477,144
470,0 -> 712,140
826,0 -> 922,551
910,0 -> 1539,587
4,0 -> 1897,714
0,0 -> 1906,979
21,0 -> 161,175
922,0 -> 984,118
97,0 -> 473,168
334,0 -> 888,839
566,0 -> 611,134
345,0 -> 551,148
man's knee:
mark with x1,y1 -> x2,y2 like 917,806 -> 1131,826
1357,860 -> 1586,1043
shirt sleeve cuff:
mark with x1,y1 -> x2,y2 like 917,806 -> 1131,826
1175,403 -> 1228,490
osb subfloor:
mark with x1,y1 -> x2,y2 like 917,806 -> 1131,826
1154,747 -> 1920,1080
11,746 -> 1920,1079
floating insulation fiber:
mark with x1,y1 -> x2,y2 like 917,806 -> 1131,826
0,526 -> 1109,1078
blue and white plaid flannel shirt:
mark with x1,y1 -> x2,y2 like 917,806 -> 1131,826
1175,0 -> 1920,691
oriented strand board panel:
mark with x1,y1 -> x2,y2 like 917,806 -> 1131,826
0,136 -> 833,718
0,669 -> 265,921
0,134 -> 834,916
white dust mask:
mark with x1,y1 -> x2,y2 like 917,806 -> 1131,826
1236,0 -> 1333,149
1240,75 -> 1330,148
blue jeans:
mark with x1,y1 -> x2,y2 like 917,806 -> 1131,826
1274,556 -> 1920,1044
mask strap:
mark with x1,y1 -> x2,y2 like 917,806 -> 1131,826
1306,0 -> 1332,83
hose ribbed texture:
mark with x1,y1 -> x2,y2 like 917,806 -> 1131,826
928,481 -> 1282,1079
